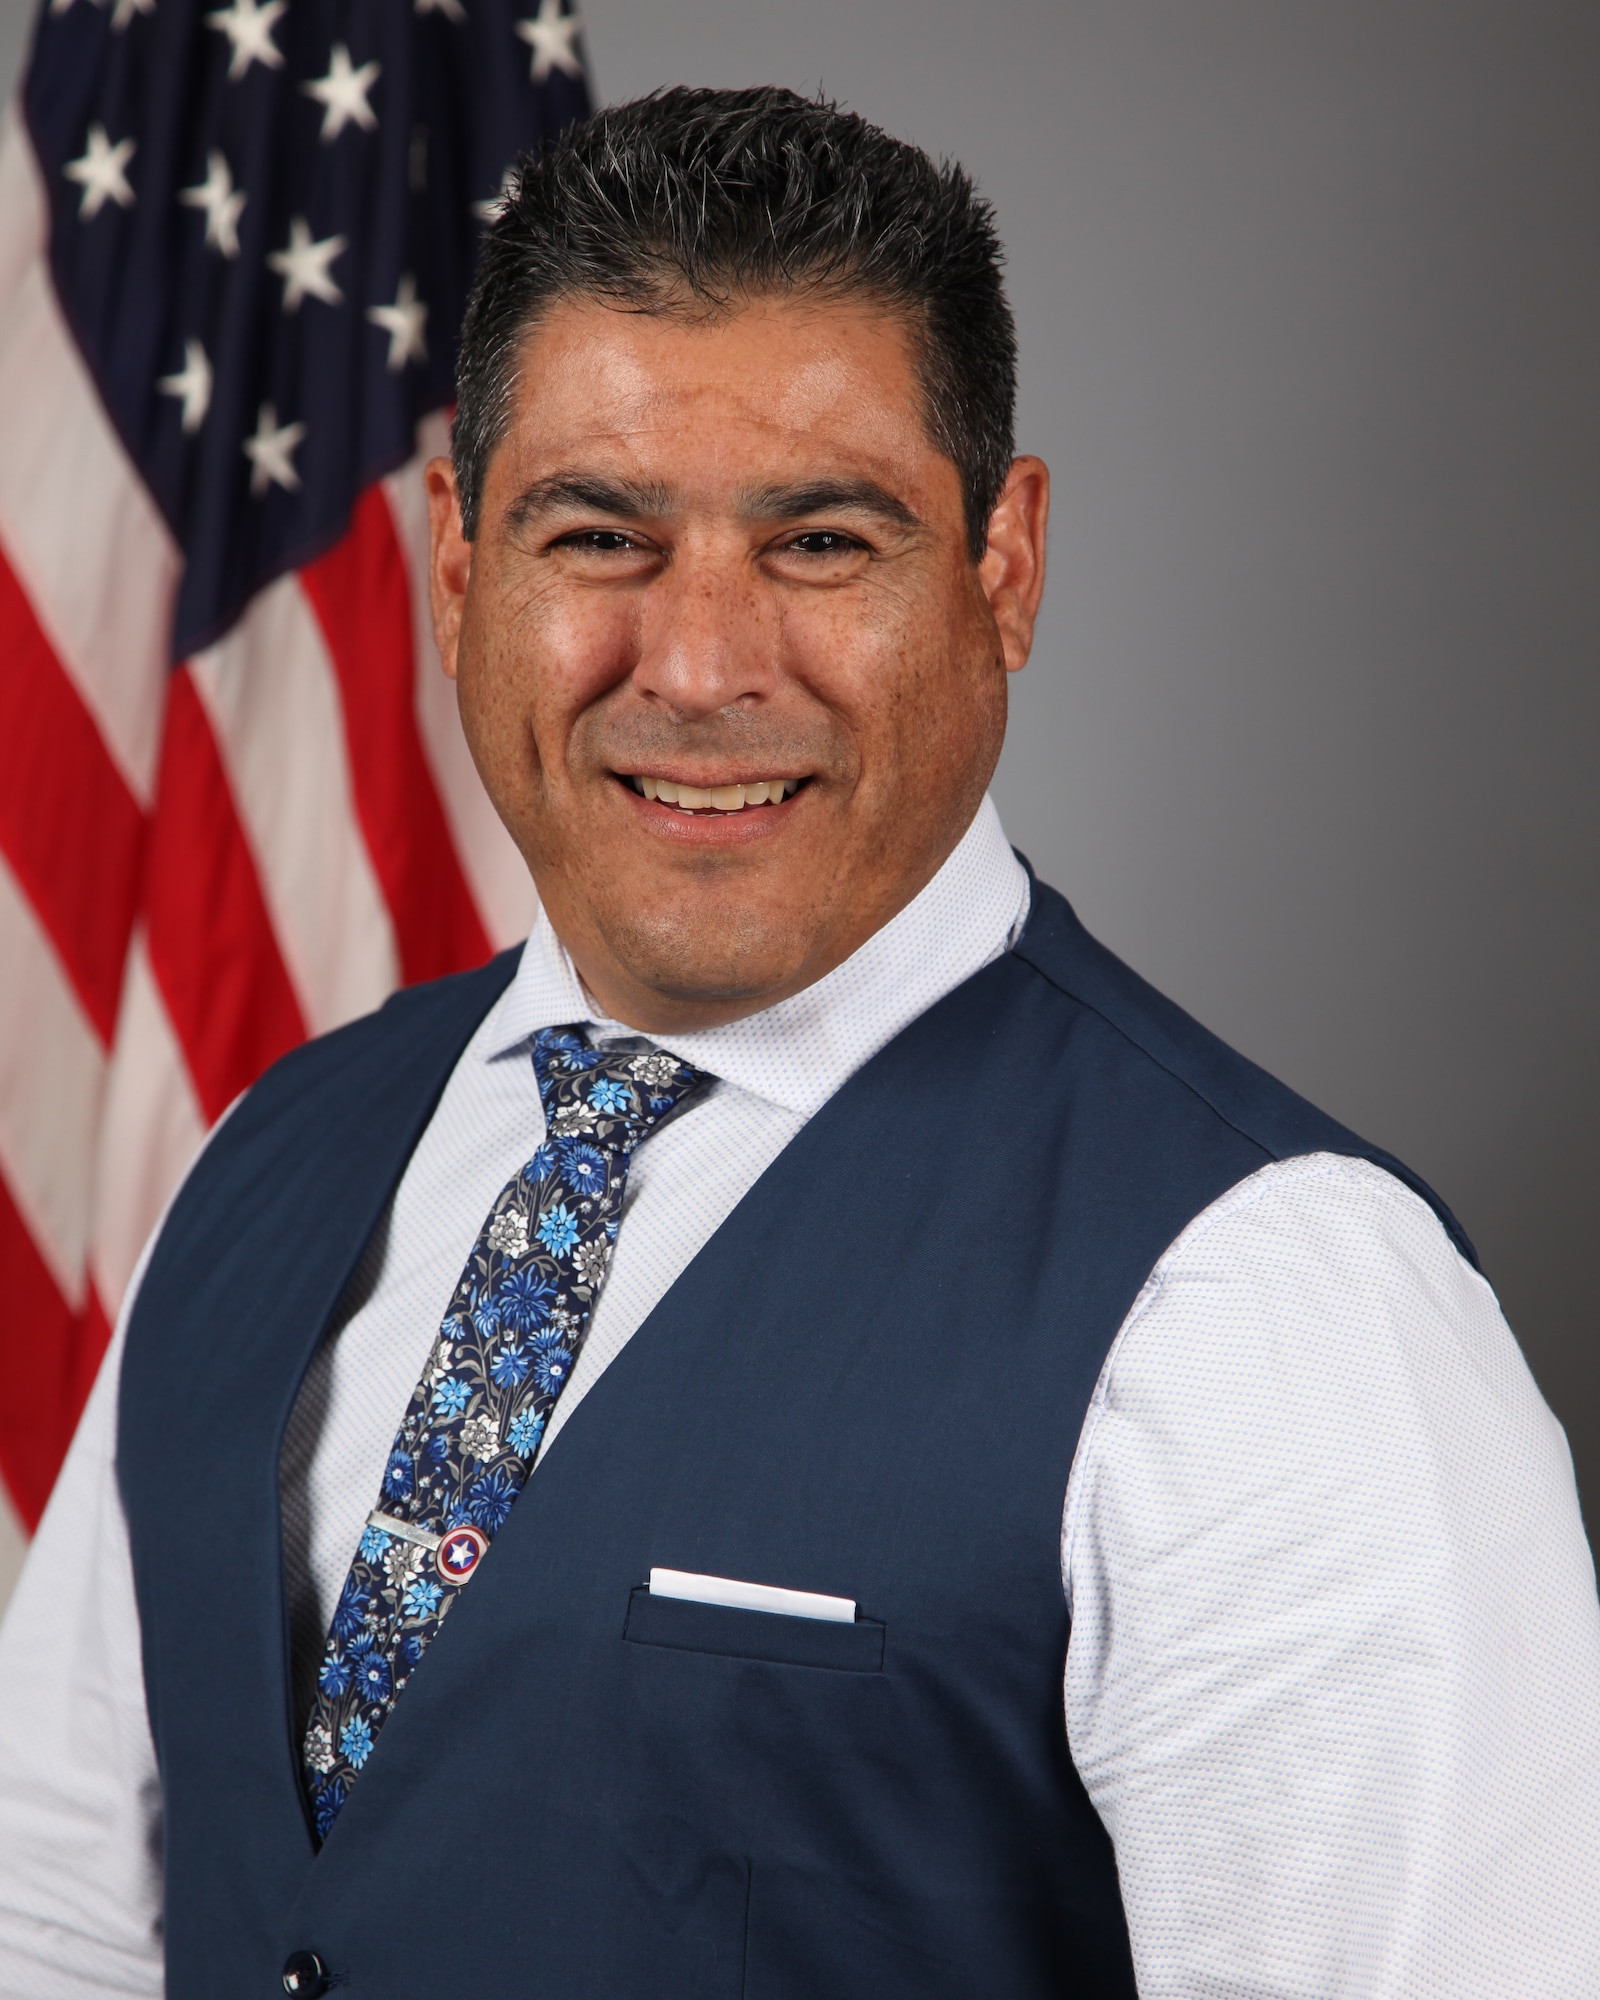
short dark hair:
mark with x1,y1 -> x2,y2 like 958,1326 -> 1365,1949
453,86 -> 1017,559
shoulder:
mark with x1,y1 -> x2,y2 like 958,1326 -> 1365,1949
1012,874 -> 1476,1266
223,947 -> 523,1140
1065,1152 -> 1573,1606
1107,1150 -> 1507,1401
128,948 -> 521,1317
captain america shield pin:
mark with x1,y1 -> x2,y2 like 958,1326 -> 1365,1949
436,1524 -> 490,1583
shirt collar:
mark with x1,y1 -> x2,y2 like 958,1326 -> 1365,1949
480,792 -> 1030,1119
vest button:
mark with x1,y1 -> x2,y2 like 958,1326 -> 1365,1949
281,1950 -> 329,1997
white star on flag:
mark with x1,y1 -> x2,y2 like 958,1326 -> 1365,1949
302,44 -> 382,143
110,0 -> 154,30
415,0 -> 466,21
367,274 -> 428,371
514,0 -> 584,83
63,124 -> 136,221
267,216 -> 347,312
243,403 -> 306,495
157,339 -> 214,434
177,151 -> 247,259
472,166 -> 517,225
205,0 -> 287,81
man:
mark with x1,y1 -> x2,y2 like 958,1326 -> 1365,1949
1,86 -> 1596,1999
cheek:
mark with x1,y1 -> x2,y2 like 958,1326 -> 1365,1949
772,578 -> 919,712
463,573 -> 641,757
778,578 -> 990,776
530,587 -> 641,695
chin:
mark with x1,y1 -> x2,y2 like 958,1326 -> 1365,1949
601,904 -> 805,1012
623,950 -> 795,1013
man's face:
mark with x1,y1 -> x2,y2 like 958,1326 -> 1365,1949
427,291 -> 1048,1032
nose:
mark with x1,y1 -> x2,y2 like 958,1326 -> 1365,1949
631,536 -> 777,720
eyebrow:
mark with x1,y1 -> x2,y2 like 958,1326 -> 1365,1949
504,473 -> 675,527
736,479 -> 921,532
502,471 -> 922,535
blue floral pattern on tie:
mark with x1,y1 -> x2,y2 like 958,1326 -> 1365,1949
301,1026 -> 709,1837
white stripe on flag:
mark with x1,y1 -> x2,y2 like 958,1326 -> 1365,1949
87,929 -> 208,1319
190,577 -> 400,1037
0,852 -> 104,1307
383,423 -> 538,952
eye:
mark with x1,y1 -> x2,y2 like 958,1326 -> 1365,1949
553,529 -> 646,554
784,530 -> 863,557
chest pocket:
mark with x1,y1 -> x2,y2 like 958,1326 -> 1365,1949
623,1586 -> 886,1672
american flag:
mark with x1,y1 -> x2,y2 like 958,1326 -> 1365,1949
0,0 -> 590,1530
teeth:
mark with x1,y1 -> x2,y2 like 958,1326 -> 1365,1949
632,777 -> 798,812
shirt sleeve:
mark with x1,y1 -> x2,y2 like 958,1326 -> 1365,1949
1062,1151 -> 1600,1999
0,1300 -> 162,1996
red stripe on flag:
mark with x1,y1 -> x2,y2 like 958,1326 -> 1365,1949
300,485 -> 492,985
0,543 -> 145,1045
0,1171 -> 108,1530
143,666 -> 306,1123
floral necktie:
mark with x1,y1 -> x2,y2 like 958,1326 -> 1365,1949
301,1025 -> 711,1838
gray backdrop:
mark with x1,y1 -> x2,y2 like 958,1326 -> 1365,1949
0,0 -> 1593,1610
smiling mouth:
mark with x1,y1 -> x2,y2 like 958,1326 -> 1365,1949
624,775 -> 803,815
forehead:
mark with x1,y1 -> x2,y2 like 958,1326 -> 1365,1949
491,291 -> 942,496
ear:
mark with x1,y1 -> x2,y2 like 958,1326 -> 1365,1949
977,456 -> 1050,674
425,456 -> 472,682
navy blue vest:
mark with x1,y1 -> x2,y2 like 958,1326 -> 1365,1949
117,878 -> 1470,1998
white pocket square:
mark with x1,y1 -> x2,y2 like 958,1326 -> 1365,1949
648,1567 -> 856,1625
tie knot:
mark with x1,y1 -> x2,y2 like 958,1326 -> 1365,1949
531,1027 -> 710,1153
